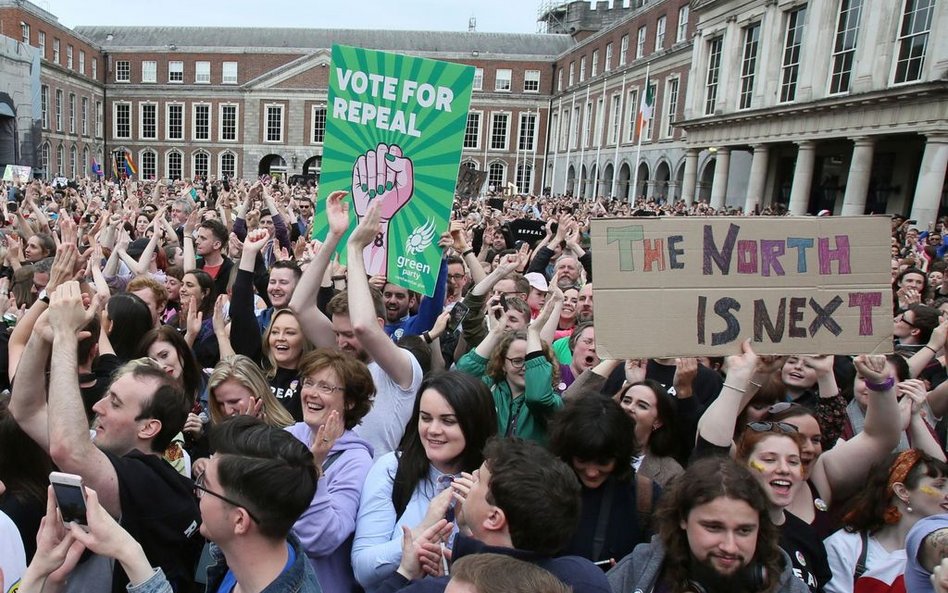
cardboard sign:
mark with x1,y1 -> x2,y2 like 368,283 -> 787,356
314,45 -> 474,297
456,167 -> 487,199
2,165 -> 31,182
590,216 -> 893,358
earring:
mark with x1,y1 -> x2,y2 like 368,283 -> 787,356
906,506 -> 913,513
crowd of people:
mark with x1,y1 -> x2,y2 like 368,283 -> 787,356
0,174 -> 945,593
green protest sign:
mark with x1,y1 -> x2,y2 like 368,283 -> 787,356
314,44 -> 474,297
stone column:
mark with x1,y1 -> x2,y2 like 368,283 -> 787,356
788,140 -> 816,215
681,148 -> 699,205
709,147 -> 730,210
744,144 -> 770,214
646,179 -> 656,201
910,134 -> 948,228
841,137 -> 875,216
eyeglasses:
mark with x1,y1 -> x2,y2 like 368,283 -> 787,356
505,357 -> 526,369
766,402 -> 793,415
896,313 -> 918,328
193,473 -> 260,523
447,274 -> 466,280
747,421 -> 799,434
302,378 -> 345,396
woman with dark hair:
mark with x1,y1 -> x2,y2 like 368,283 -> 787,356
352,371 -> 497,593
289,348 -> 376,593
102,292 -> 153,362
175,269 -> 219,368
735,423 -> 832,593
22,233 -> 55,263
138,325 -> 207,406
616,378 -> 684,487
824,450 -> 948,593
549,394 -> 658,566
162,264 -> 184,324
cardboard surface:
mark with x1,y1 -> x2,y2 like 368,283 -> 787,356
590,216 -> 894,357
313,45 -> 474,297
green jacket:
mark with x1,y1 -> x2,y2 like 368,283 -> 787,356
456,350 -> 562,444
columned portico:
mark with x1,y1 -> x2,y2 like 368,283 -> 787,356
681,148 -> 699,205
841,137 -> 875,216
788,140 -> 815,215
910,134 -> 948,228
709,147 -> 730,210
744,144 -> 769,214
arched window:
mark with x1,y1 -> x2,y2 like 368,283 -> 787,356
141,149 -> 157,180
167,150 -> 183,180
40,143 -> 50,178
220,151 -> 236,179
516,164 -> 532,194
82,147 -> 89,177
488,162 -> 505,192
193,151 -> 209,180
56,144 -> 64,176
70,145 -> 78,178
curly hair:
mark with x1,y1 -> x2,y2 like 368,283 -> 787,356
655,456 -> 783,593
298,348 -> 375,430
485,330 -> 560,389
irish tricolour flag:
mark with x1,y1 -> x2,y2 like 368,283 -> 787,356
636,79 -> 654,140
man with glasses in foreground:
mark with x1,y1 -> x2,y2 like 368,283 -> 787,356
894,304 -> 940,353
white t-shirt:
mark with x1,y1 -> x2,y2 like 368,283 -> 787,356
824,528 -> 905,593
354,353 -> 423,458
0,510 -> 26,593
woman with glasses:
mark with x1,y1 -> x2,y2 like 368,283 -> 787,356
456,294 -> 562,444
287,348 -> 375,593
824,450 -> 948,593
352,371 -> 497,593
735,420 -> 832,593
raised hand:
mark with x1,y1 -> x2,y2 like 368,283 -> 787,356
351,143 -> 414,221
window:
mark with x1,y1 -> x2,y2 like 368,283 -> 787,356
656,16 -> 667,51
141,150 -> 157,180
594,97 -> 603,147
41,85 -> 48,129
516,164 -> 532,194
41,143 -> 50,175
608,93 -> 621,145
830,1 -> 861,94
495,69 -> 512,92
705,37 -> 723,115
21,22 -> 30,45
642,83 -> 656,141
81,97 -> 88,135
518,112 -> 537,152
67,45 -> 73,69
53,38 -> 60,64
222,62 -> 238,84
780,7 -> 807,102
490,113 -> 509,150
167,150 -> 183,180
79,50 -> 85,74
473,68 -> 483,91
140,103 -> 157,139
625,88 -> 639,142
582,102 -> 592,148
488,162 -> 505,190
95,101 -> 102,137
92,58 -> 97,80
193,104 -> 210,140
82,147 -> 88,177
620,35 -> 629,65
568,62 -> 575,86
116,60 -> 130,82
193,152 -> 210,179
559,108 -> 570,150
636,26 -> 647,59
464,112 -> 481,149
142,61 -> 157,83
265,104 -> 283,142
38,31 -> 45,58
56,145 -> 64,176
605,43 -> 613,72
592,50 -> 599,77
664,78 -> 679,138
550,113 -> 559,150
166,103 -> 183,140
524,70 -> 540,93
68,93 -> 75,133
311,105 -> 326,143
677,5 -> 690,42
220,104 -> 238,141
196,61 -> 210,84
55,90 -> 62,131
220,152 -> 236,178
580,56 -> 586,82
895,0 -> 934,83
114,103 -> 131,139
168,61 -> 184,83
570,105 -> 580,149
70,145 -> 77,178
739,23 -> 761,110
557,69 -> 563,92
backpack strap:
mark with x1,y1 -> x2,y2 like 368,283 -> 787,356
321,450 -> 343,473
854,530 -> 870,581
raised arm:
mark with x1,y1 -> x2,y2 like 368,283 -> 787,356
695,340 -> 762,448
346,202 -> 415,389
182,208 -> 200,272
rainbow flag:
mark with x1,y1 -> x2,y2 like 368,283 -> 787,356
124,151 -> 137,176
91,158 -> 103,177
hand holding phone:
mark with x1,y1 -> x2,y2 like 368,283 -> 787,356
446,302 -> 469,334
50,471 -> 87,526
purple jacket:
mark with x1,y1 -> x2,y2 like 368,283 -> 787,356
287,423 -> 374,593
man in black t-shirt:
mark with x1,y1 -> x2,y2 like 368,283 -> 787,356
9,281 -> 203,593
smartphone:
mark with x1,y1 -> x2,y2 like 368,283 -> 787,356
50,471 -> 87,525
907,219 -> 918,225
446,302 -> 469,334
499,294 -> 508,311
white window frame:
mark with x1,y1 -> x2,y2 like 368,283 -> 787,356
81,97 -> 88,135
705,37 -> 723,115
608,92 -> 621,145
738,22 -> 761,110
265,104 -> 284,143
66,45 -> 73,69
636,26 -> 647,59
192,150 -> 211,179
192,103 -> 211,141
625,88 -> 639,143
829,1 -> 861,95
311,104 -> 327,144
495,69 -> 512,92
580,56 -> 586,82
168,61 -> 184,83
166,102 -> 184,140
582,102 -> 592,148
140,102 -> 158,140
166,149 -> 184,180
518,112 -> 537,152
113,102 -> 131,139
219,103 -> 239,142
142,60 -> 157,83
524,70 -> 540,93
464,111 -> 482,150
663,76 -> 680,138
52,38 -> 60,64
79,50 -> 85,74
219,151 -> 238,179
568,62 -> 575,86
92,58 -> 97,80
605,43 -> 613,72
620,35 -> 629,65
222,61 -> 238,84
655,16 -> 666,52
557,69 -> 563,92
95,100 -> 102,137
677,5 -> 690,42
473,68 -> 483,91
41,85 -> 48,129
140,149 -> 157,181
489,112 -> 510,151
38,31 -> 45,58
893,0 -> 934,85
195,61 -> 211,84
780,6 -> 807,102
591,50 -> 599,77
68,93 -> 75,133
115,60 -> 130,82
55,90 -> 62,131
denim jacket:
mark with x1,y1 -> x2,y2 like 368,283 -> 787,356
128,536 -> 322,593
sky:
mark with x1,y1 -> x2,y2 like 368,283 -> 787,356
42,0 -> 547,34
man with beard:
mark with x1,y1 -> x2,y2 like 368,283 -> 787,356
607,456 -> 808,593
577,282 -> 594,323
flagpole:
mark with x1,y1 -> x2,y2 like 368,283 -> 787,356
611,72 -> 626,199
593,75 -> 607,201
630,63 -> 649,204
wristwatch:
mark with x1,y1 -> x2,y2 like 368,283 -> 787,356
38,289 -> 49,305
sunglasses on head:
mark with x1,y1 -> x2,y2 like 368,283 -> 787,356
747,421 -> 799,434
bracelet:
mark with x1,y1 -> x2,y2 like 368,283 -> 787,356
423,331 -> 433,344
865,376 -> 895,392
925,345 -> 938,355
461,249 -> 475,257
749,380 -> 762,389
722,383 -> 746,394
